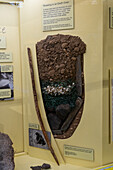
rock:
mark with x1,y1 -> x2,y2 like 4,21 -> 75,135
0,163 -> 4,170
30,166 -> 42,170
74,47 -> 79,52
0,154 -> 3,161
42,163 -> 51,169
30,163 -> 51,170
44,58 -> 49,62
48,70 -> 55,77
61,43 -> 68,49
56,104 -> 71,121
48,113 -> 62,130
0,132 -> 15,170
59,64 -> 65,68
61,69 -> 65,74
72,57 -> 76,61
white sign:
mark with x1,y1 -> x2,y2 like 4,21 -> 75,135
64,145 -> 94,161
0,89 -> 11,99
0,36 -> 6,49
29,123 -> 39,130
1,65 -> 13,72
42,0 -> 74,31
0,53 -> 13,63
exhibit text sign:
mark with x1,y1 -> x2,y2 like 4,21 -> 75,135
29,123 -> 39,130
0,65 -> 14,101
0,89 -> 11,99
42,0 -> 74,31
0,52 -> 13,63
64,145 -> 94,161
1,65 -> 13,72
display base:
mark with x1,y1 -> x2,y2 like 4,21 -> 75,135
15,154 -> 91,170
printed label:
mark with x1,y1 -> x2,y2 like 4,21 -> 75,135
0,89 -> 11,98
64,145 -> 94,161
0,53 -> 13,63
0,36 -> 6,49
42,0 -> 74,31
1,65 -> 13,72
29,123 -> 39,130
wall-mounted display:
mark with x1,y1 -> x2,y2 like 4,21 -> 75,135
36,34 -> 86,139
0,52 -> 13,63
0,65 -> 14,100
42,0 -> 74,31
29,128 -> 51,150
0,36 -> 6,49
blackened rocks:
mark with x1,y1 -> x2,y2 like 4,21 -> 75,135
47,113 -> 62,130
42,163 -> 51,169
30,166 -> 42,170
30,163 -> 51,170
56,104 -> 71,121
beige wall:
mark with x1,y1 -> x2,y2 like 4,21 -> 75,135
103,0 -> 113,165
0,5 -> 23,153
20,0 -> 103,168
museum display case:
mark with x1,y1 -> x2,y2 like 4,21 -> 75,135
0,0 -> 113,169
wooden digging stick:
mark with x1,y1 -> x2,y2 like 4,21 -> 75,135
27,48 -> 60,166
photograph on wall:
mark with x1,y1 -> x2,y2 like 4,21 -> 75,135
29,128 -> 51,150
0,65 -> 14,101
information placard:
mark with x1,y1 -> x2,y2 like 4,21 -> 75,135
0,89 -> 11,99
42,0 -> 74,31
29,123 -> 39,130
1,65 -> 13,72
0,52 -> 13,63
0,65 -> 14,101
0,36 -> 6,49
64,145 -> 94,161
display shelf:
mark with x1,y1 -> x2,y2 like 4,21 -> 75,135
15,155 -> 91,170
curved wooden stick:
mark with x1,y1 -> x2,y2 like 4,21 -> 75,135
27,47 -> 60,166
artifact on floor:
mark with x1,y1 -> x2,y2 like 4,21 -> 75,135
30,163 -> 51,170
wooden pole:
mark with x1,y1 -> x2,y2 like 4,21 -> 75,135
27,48 -> 60,166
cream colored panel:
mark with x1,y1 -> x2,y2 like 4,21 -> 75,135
24,44 -> 65,164
20,0 -> 103,168
0,5 -> 23,153
103,0 -> 113,165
